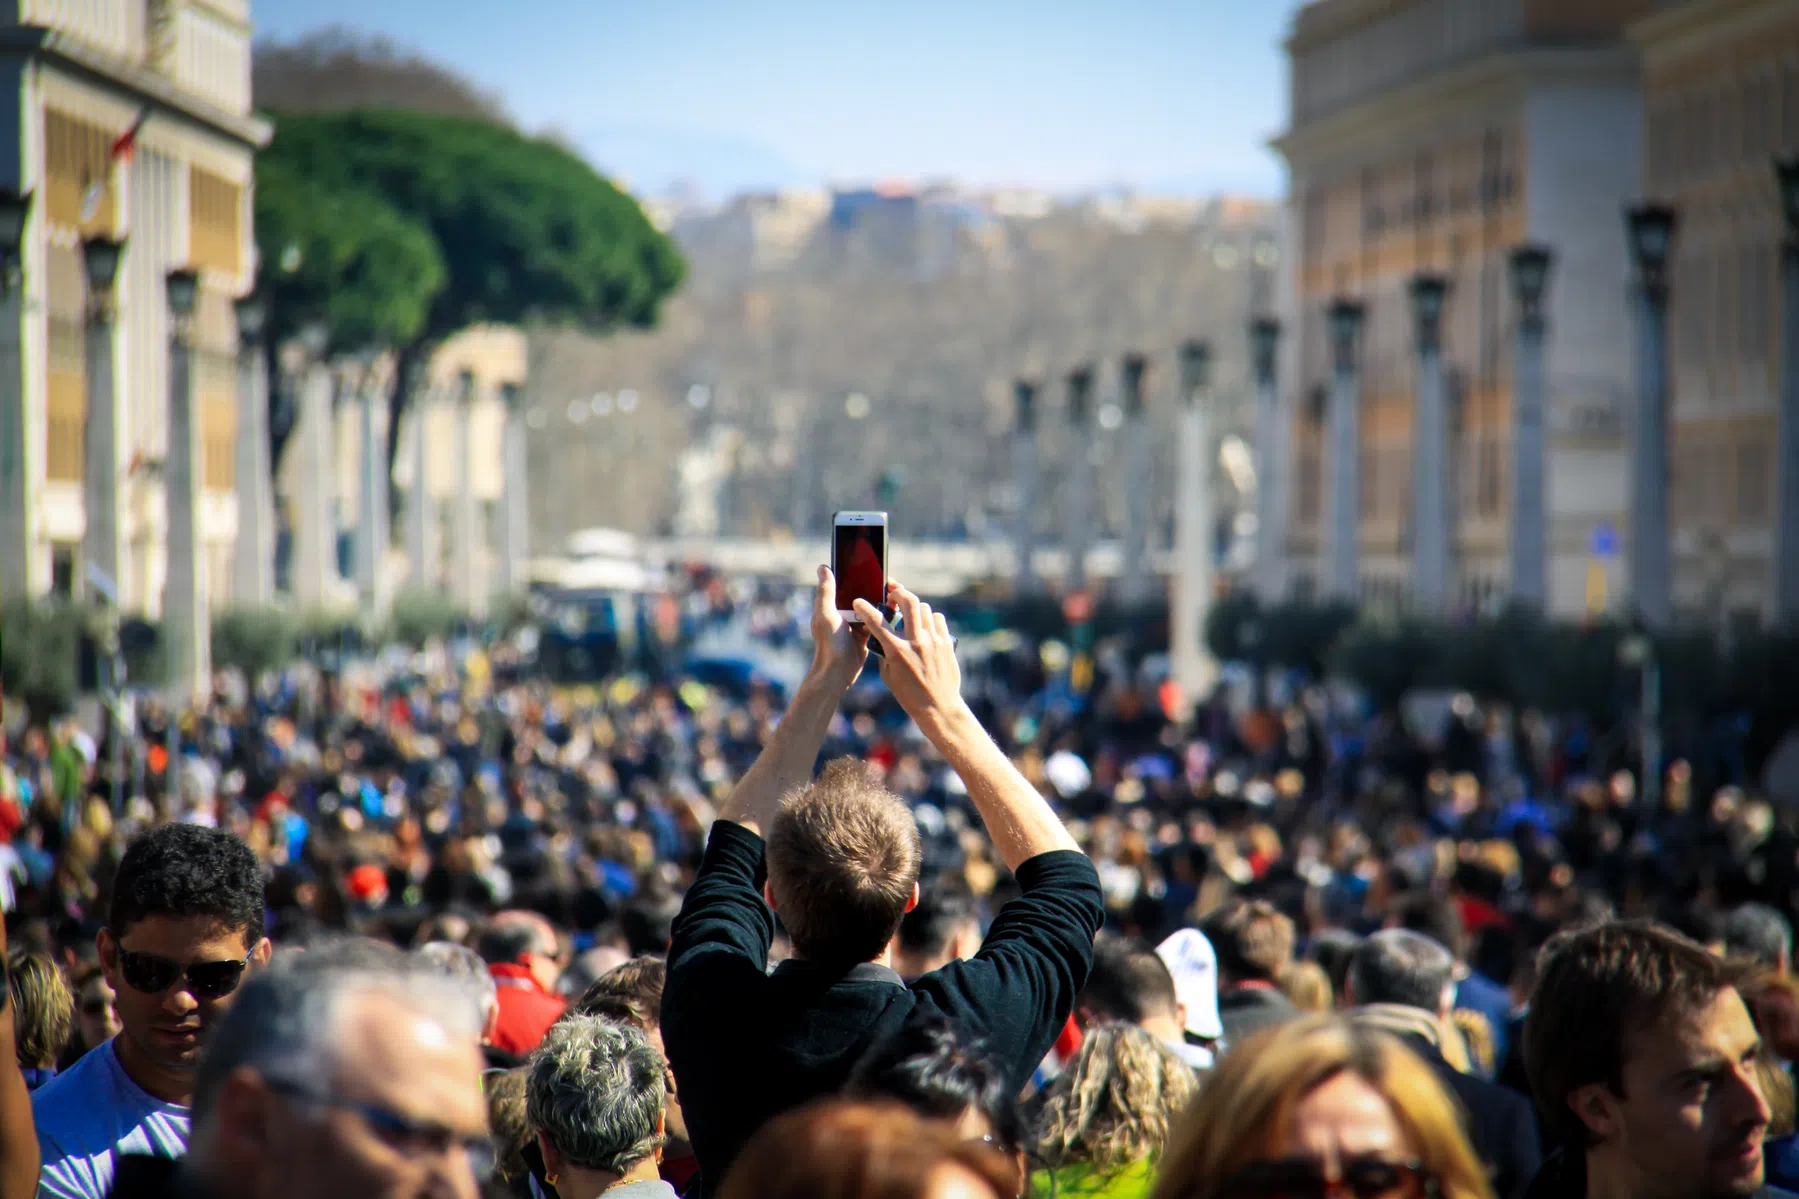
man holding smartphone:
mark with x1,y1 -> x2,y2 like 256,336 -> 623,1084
661,566 -> 1103,1197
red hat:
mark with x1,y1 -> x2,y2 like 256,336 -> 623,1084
346,863 -> 388,903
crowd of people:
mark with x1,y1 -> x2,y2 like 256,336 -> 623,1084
0,562 -> 1797,1199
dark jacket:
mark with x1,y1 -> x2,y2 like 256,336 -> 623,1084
1523,1148 -> 1799,1199
1217,983 -> 1298,1051
1396,1031 -> 1541,1199
104,1156 -> 207,1199
662,820 -> 1105,1198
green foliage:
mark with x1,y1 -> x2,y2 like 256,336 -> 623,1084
1258,598 -> 1357,678
389,589 -> 465,648
211,607 -> 300,680
0,601 -> 81,720
1329,618 -> 1442,713
1204,590 -> 1263,664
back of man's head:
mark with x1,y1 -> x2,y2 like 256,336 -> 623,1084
1394,894 -> 1467,963
1348,929 -> 1455,1014
766,758 -> 922,965
478,911 -> 557,967
108,823 -> 266,940
1723,903 -> 1792,973
1523,919 -> 1752,1151
1200,900 -> 1295,986
528,1015 -> 665,1177
414,941 -> 500,1037
1081,932 -> 1181,1027
570,956 -> 666,1032
897,875 -> 979,977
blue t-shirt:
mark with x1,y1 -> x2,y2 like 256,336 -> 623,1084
32,1038 -> 190,1199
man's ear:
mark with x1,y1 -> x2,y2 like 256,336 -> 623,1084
250,937 -> 273,969
904,881 -> 919,914
1568,1083 -> 1622,1144
538,1130 -> 565,1178
97,927 -> 120,988
762,881 -> 779,913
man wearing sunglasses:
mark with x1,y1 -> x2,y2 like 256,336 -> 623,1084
33,824 -> 271,1199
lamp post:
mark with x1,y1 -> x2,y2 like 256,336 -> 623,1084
81,235 -> 125,605
1065,365 -> 1096,593
451,369 -> 482,616
355,358 -> 388,615
232,293 -> 274,607
1171,340 -> 1216,715
1774,156 -> 1799,623
1327,298 -> 1366,602
1250,317 -> 1283,602
497,380 -> 528,599
1620,632 -> 1662,812
1626,204 -> 1677,629
291,323 -> 334,609
1012,379 -> 1039,596
162,268 -> 210,701
407,382 -> 436,590
1408,274 -> 1452,616
1509,244 -> 1554,612
0,189 -> 33,602
1119,352 -> 1152,606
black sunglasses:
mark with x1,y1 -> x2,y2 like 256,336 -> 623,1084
1221,1156 -> 1436,1199
117,949 -> 250,999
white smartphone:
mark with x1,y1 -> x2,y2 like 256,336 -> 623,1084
831,510 -> 889,623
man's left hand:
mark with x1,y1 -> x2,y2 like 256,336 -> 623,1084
809,566 -> 870,688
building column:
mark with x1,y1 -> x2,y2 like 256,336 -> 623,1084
1064,365 -> 1095,593
0,283 -> 28,602
1509,246 -> 1554,612
356,372 -> 389,614
291,364 -> 335,609
1250,318 -> 1283,602
451,369 -> 483,615
1409,274 -> 1452,617
1631,279 -> 1674,629
407,385 -> 435,590
1171,341 -> 1215,715
497,381 -> 527,598
163,277 -> 210,698
232,301 -> 274,607
81,252 -> 123,603
1327,299 -> 1366,602
1118,354 -> 1152,605
1776,237 -> 1799,622
1011,379 -> 1038,596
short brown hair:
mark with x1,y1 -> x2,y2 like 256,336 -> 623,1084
719,1100 -> 1017,1199
571,956 -> 666,1031
8,951 -> 72,1069
1201,900 -> 1295,984
1524,919 -> 1753,1150
766,758 -> 922,966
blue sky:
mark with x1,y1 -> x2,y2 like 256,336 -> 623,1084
253,0 -> 1306,200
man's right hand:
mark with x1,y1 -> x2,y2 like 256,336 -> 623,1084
853,584 -> 968,737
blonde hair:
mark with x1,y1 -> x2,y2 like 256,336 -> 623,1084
1035,1023 -> 1199,1174
1151,1015 -> 1493,1199
7,952 -> 72,1069
1277,961 -> 1334,1013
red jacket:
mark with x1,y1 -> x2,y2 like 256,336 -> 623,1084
488,963 -> 566,1057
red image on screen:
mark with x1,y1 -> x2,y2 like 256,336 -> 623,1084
835,524 -> 885,611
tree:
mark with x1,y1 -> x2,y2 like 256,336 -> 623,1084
255,110 -> 686,514
253,29 -> 511,124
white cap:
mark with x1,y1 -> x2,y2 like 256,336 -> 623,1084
1158,928 -> 1223,1040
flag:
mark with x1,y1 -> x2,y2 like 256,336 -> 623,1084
110,106 -> 151,164
80,106 -> 151,225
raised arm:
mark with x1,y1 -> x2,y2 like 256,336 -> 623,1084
716,566 -> 869,837
855,585 -> 1080,871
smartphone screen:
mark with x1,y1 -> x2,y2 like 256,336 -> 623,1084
834,522 -> 886,612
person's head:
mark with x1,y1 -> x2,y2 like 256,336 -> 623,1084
7,951 -> 73,1070
567,956 -> 689,1155
478,911 -> 563,995
896,875 -> 982,979
483,1068 -> 532,1186
73,966 -> 121,1051
1346,930 -> 1456,1018
1201,900 -> 1295,988
526,1015 -> 665,1188
414,941 -> 500,1047
1081,933 -> 1188,1047
1277,961 -> 1335,1014
188,937 -> 490,1199
1035,1023 -> 1199,1176
101,823 -> 272,1090
1392,894 -> 1466,964
1150,1015 -> 1492,1199
847,1011 -> 1026,1192
1722,904 -> 1792,976
718,1101 -> 1019,1199
1524,920 -> 1768,1199
764,758 -> 922,966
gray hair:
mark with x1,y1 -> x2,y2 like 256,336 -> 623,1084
1723,904 -> 1792,971
526,1015 -> 664,1175
1349,929 -> 1455,1013
414,941 -> 499,1031
193,935 -> 481,1127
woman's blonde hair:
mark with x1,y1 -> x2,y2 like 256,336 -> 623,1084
1150,1015 -> 1493,1199
1277,961 -> 1334,1013
7,952 -> 72,1069
1034,1023 -> 1199,1174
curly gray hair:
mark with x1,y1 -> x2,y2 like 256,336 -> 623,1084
526,1015 -> 664,1175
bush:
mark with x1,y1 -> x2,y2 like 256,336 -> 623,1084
389,589 -> 464,648
211,607 -> 299,680
0,600 -> 82,721
1204,589 -> 1263,664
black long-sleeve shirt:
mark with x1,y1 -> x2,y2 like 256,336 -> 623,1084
662,819 -> 1104,1197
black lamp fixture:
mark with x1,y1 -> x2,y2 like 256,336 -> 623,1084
1180,339 -> 1213,401
82,235 -> 125,295
1248,319 -> 1279,386
1625,204 -> 1678,292
1408,273 -> 1450,345
1013,379 -> 1036,430
501,381 -> 522,411
234,293 -> 267,342
1327,298 -> 1365,369
1120,352 -> 1148,415
1067,364 -> 1094,421
1776,155 -> 1799,239
164,268 -> 200,320
0,189 -> 32,260
1508,243 -> 1554,324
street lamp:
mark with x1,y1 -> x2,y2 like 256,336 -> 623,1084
165,268 -> 200,322
1408,274 -> 1449,349
1180,340 -> 1213,402
1776,157 -> 1799,621
1408,274 -> 1452,615
163,266 -> 208,698
1509,244 -> 1554,324
82,236 -> 125,297
82,236 -> 127,609
1775,156 -> 1799,238
1625,204 -> 1678,295
1509,244 -> 1555,612
234,293 -> 267,342
0,188 -> 32,288
1326,298 -> 1364,602
1248,320 -> 1278,389
1625,204 -> 1678,628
